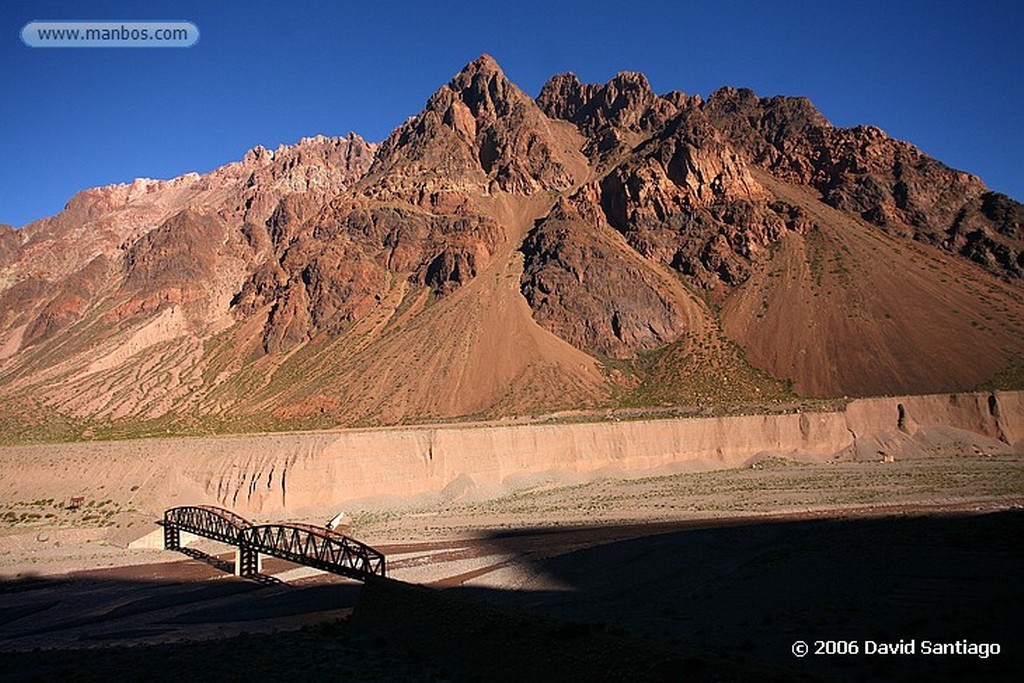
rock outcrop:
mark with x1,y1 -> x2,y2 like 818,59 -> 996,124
703,88 -> 1022,277
0,225 -> 18,264
520,210 -> 691,357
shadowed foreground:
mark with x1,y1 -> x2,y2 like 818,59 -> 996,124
3,511 -> 1022,681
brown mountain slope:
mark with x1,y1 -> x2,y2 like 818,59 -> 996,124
722,171 -> 1024,396
1,56 -> 1023,440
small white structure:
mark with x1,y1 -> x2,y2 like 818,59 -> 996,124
326,510 -> 350,530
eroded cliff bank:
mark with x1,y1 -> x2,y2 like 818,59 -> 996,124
1,391 -> 1020,520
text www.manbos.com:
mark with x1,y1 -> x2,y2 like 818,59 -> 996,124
21,21 -> 199,48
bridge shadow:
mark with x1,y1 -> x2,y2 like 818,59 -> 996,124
244,573 -> 284,586
173,547 -> 284,586
176,547 -> 234,574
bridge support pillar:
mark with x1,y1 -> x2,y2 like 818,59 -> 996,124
164,524 -> 180,551
235,546 -> 261,576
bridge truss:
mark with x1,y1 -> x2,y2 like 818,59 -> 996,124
158,506 -> 386,580
240,523 -> 387,580
159,505 -> 252,550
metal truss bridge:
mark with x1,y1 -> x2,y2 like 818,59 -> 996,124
158,505 -> 386,580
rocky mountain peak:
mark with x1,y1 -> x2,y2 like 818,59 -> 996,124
442,53 -> 524,121
242,145 -> 273,166
535,72 -> 590,120
464,52 -> 502,74
538,70 -> 688,161
705,86 -> 760,111
605,70 -> 654,100
368,55 -> 583,199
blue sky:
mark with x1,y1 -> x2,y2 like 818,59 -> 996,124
2,0 -> 1022,227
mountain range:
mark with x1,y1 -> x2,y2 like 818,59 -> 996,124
1,54 -> 1022,441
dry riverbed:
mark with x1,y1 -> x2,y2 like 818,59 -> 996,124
2,452 -> 1022,681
